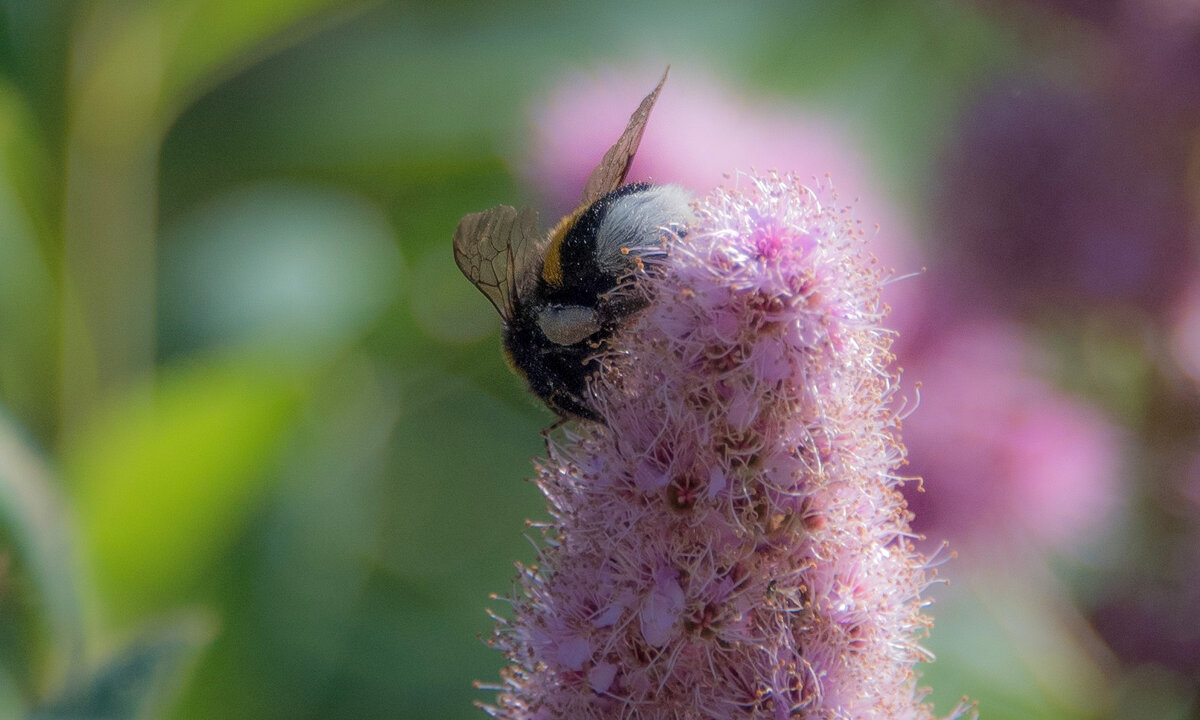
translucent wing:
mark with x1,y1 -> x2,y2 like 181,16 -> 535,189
453,204 -> 542,320
579,66 -> 670,208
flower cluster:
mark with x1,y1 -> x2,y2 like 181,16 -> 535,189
485,173 -> 958,719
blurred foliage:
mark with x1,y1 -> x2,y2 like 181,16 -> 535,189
0,1 -> 1197,719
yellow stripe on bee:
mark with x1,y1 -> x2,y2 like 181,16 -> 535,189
502,346 -> 526,380
543,205 -> 586,288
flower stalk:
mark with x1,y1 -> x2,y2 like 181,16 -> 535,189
484,172 -> 961,719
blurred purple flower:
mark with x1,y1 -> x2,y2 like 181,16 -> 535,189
903,320 -> 1123,552
485,174 -> 964,719
524,68 -> 927,338
934,79 -> 1192,316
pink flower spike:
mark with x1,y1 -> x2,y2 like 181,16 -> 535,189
485,172 -> 966,720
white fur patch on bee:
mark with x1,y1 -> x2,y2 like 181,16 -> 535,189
595,185 -> 693,274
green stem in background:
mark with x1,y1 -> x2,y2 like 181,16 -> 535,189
60,3 -> 163,436
57,0 -> 360,436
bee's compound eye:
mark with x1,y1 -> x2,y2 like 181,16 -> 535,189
537,305 -> 601,346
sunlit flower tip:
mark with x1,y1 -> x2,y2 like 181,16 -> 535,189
486,172 -> 957,719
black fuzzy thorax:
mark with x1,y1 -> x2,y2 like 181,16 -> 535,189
542,182 -> 651,308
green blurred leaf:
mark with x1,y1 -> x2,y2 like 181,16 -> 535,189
922,566 -> 1112,720
0,413 -> 83,695
378,371 -> 544,717
0,78 -> 57,437
748,0 -> 1011,192
0,75 -> 53,241
65,353 -> 310,619
0,668 -> 23,719
159,181 -> 402,358
159,1 -> 766,182
57,2 -> 364,433
409,244 -> 497,344
31,616 -> 211,720
1110,665 -> 1197,720
173,356 -> 401,719
70,0 -> 362,132
158,0 -> 364,118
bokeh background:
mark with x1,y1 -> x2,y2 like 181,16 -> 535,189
1,1 -> 1199,718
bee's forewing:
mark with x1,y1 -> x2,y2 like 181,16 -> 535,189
578,67 -> 669,208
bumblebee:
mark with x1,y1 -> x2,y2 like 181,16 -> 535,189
454,69 -> 692,421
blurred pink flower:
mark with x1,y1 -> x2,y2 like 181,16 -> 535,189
902,321 -> 1123,553
485,174 -> 963,719
524,68 -> 926,338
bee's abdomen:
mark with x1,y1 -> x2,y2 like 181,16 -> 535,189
503,313 -> 601,421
